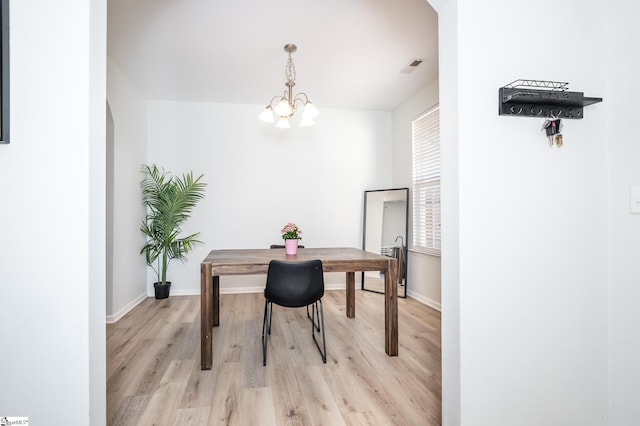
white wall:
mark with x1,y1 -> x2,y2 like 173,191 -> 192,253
605,1 -> 640,424
146,101 -> 392,293
439,0 -> 609,424
392,79 -> 439,187
0,1 -> 106,424
90,1 -> 108,423
106,56 -> 148,321
392,78 -> 441,309
435,2 -> 461,424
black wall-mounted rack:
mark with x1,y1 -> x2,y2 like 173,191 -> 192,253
499,79 -> 602,119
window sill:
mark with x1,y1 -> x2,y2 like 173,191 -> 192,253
408,248 -> 441,258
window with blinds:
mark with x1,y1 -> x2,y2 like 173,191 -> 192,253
412,105 -> 440,255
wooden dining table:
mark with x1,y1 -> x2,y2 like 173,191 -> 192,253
200,247 -> 398,370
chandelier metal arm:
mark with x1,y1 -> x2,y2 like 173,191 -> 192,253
293,92 -> 310,104
266,95 -> 283,107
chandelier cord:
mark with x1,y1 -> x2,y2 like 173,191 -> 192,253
285,52 -> 296,84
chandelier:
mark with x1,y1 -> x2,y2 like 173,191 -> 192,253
258,44 -> 319,128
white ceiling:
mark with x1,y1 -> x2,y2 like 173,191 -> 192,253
107,0 -> 438,111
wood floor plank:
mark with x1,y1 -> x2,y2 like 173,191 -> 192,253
107,290 -> 441,425
173,407 -> 210,426
266,333 -> 313,425
295,365 -> 347,426
178,359 -> 220,410
109,394 -> 149,426
237,387 -> 278,426
206,361 -> 242,425
136,359 -> 194,425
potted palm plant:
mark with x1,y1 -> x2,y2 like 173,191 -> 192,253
140,164 -> 207,299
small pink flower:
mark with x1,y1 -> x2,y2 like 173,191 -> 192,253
281,222 -> 302,240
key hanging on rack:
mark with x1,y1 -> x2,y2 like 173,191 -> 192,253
542,117 -> 564,148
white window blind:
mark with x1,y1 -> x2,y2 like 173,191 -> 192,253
412,105 -> 440,255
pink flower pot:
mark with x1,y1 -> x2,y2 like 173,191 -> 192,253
284,239 -> 299,255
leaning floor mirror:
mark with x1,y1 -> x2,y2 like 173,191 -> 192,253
362,188 -> 408,298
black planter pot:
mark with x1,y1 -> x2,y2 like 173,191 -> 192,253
154,282 -> 172,299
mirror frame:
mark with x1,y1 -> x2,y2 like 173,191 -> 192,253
361,187 -> 409,298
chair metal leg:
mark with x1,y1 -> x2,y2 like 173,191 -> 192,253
268,301 -> 273,335
311,300 -> 327,363
262,300 -> 271,366
306,304 -> 320,331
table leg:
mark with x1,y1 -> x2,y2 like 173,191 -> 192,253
212,275 -> 219,327
346,272 -> 355,318
385,258 -> 398,356
201,263 -> 213,370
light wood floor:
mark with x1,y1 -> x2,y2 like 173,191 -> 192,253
107,290 -> 441,425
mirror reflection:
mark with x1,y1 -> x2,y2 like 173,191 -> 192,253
362,188 -> 408,298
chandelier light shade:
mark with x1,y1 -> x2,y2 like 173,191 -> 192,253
259,44 -> 319,128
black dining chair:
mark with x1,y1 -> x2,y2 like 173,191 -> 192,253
262,259 -> 327,366
269,244 -> 318,331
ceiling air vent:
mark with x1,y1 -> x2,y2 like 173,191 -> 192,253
400,58 -> 424,74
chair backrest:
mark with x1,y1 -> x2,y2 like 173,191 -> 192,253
265,259 -> 324,308
269,244 -> 305,249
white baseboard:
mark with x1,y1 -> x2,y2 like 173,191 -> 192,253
407,290 -> 441,311
106,292 -> 147,324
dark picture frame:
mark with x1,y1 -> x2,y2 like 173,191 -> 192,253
0,0 -> 9,144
